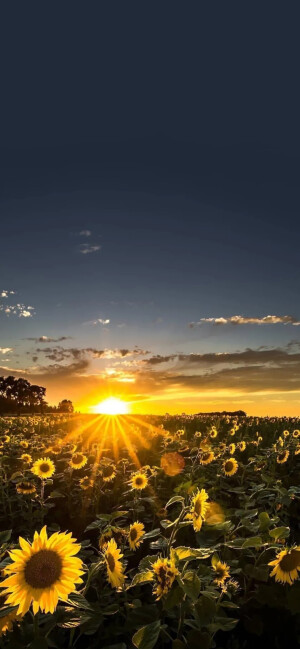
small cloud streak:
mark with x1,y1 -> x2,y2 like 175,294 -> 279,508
79,230 -> 92,237
0,347 -> 13,354
79,243 -> 101,255
189,315 -> 300,327
25,336 -> 71,343
94,318 -> 110,325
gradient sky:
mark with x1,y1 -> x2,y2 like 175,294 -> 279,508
1,6 -> 300,415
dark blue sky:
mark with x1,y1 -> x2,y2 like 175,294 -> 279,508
1,5 -> 300,413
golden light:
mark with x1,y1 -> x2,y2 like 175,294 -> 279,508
92,397 -> 129,415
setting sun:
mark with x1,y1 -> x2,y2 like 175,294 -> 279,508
92,397 -> 129,415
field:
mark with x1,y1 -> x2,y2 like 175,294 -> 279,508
0,413 -> 299,648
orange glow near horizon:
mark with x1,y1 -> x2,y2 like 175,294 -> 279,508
90,397 -> 129,415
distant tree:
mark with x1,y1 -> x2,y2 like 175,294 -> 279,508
0,376 -> 46,413
57,399 -> 74,413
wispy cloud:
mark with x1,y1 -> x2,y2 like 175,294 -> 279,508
79,243 -> 101,255
189,315 -> 300,327
0,347 -> 13,354
25,336 -> 71,343
79,230 -> 91,237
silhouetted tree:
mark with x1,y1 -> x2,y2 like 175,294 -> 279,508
57,399 -> 74,413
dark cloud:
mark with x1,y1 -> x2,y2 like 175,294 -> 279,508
144,348 -> 300,367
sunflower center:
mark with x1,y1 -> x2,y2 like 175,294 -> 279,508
73,454 -> 83,464
135,477 -> 143,486
280,550 -> 300,572
130,528 -> 138,541
24,550 -> 62,588
278,452 -> 287,461
194,499 -> 202,516
104,466 -> 114,476
225,461 -> 233,471
106,553 -> 115,572
40,463 -> 50,472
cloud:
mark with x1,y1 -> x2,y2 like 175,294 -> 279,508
0,347 -> 13,354
1,290 -> 15,298
79,230 -> 91,237
79,243 -> 101,255
94,318 -> 110,325
25,336 -> 71,343
0,303 -> 35,318
189,315 -> 300,327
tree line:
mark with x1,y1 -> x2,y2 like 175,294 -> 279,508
0,376 -> 73,414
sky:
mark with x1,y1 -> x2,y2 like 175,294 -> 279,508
1,6 -> 300,415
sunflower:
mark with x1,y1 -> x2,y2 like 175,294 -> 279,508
0,435 -> 10,444
128,522 -> 145,550
238,441 -> 246,452
32,458 -> 55,479
0,526 -> 84,614
101,464 -> 116,482
199,439 -> 211,451
16,482 -> 36,495
99,529 -> 113,550
269,547 -> 300,585
79,476 -> 94,490
228,443 -> 236,455
70,453 -> 87,470
20,453 -> 32,464
283,430 -> 289,437
130,472 -> 148,490
221,578 -> 240,594
20,440 -> 29,448
0,595 -> 20,636
292,429 -> 300,438
199,451 -> 215,465
186,489 -> 209,531
104,539 -> 126,589
223,458 -> 238,476
212,558 -> 230,586
210,428 -> 218,439
50,444 -> 62,455
152,557 -> 178,599
277,450 -> 289,464
295,444 -> 300,455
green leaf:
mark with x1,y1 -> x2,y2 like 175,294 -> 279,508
0,529 -> 12,544
242,536 -> 263,548
65,592 -> 93,610
269,526 -> 290,540
258,512 -> 271,531
165,495 -> 185,508
143,528 -> 160,539
132,621 -> 161,649
130,570 -> 154,587
195,595 -> 216,625
0,605 -> 18,618
163,585 -> 184,610
49,490 -> 65,498
180,571 -> 201,601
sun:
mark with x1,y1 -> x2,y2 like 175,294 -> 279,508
92,397 -> 129,415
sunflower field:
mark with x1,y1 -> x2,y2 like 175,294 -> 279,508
0,413 -> 299,648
